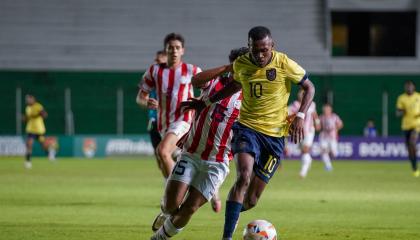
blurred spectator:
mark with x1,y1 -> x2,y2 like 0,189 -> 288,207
363,119 -> 377,138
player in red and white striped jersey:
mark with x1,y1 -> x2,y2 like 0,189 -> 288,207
288,89 -> 321,178
151,47 -> 248,240
319,103 -> 343,171
137,33 -> 201,179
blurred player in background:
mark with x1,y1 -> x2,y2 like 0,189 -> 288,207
150,47 -> 248,240
319,103 -> 343,171
23,94 -> 55,169
289,89 -> 320,178
137,50 -> 167,175
183,26 -> 315,240
396,80 -> 420,177
137,33 -> 200,179
363,119 -> 377,138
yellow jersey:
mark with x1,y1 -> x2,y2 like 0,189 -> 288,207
233,51 -> 306,137
396,92 -> 420,131
25,102 -> 46,135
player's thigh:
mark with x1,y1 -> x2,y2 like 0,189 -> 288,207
164,180 -> 190,212
26,135 -> 35,147
158,133 -> 179,155
320,138 -> 330,152
330,140 -> 338,157
191,161 -> 229,202
409,130 -> 418,145
235,153 -> 255,180
301,130 -> 315,152
165,155 -> 198,210
177,186 -> 208,215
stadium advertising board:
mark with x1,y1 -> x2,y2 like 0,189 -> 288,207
1,136 -> 417,160
287,136 -> 417,160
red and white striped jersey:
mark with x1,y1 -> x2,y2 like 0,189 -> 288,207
319,113 -> 342,140
183,77 -> 242,163
140,63 -> 201,133
289,101 -> 317,133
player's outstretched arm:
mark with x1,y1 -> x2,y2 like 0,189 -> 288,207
191,64 -> 232,88
208,80 -> 242,104
289,79 -> 315,143
181,80 -> 242,116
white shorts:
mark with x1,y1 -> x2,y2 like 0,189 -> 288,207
301,129 -> 315,147
161,121 -> 190,138
320,137 -> 338,156
168,152 -> 230,201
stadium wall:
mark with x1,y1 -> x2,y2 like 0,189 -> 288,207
1,71 -> 419,136
0,0 -> 419,73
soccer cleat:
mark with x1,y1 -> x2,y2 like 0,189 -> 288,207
299,173 -> 307,179
24,161 -> 32,169
413,170 -> 420,178
325,166 -> 333,172
152,212 -> 168,232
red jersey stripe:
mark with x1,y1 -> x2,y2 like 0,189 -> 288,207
166,68 -> 175,131
187,106 -> 211,154
200,97 -> 231,160
157,66 -> 164,132
215,107 -> 240,162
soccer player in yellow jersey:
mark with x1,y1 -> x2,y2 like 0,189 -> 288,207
23,95 -> 51,169
396,80 -> 420,177
182,26 -> 315,240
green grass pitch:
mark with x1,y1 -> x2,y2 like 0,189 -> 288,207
0,157 -> 419,240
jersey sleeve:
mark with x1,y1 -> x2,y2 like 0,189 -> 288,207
139,65 -> 156,92
283,55 -> 307,85
396,95 -> 404,110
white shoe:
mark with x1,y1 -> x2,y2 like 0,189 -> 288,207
152,212 -> 168,232
24,161 -> 32,169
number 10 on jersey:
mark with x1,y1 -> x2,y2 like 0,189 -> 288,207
249,82 -> 263,98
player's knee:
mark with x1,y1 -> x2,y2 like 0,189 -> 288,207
157,144 -> 171,160
236,171 -> 251,189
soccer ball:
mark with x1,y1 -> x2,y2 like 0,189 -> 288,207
242,219 -> 277,240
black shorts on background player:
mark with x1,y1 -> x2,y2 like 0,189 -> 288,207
149,120 -> 161,150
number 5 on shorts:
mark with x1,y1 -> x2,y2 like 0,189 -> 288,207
172,160 -> 188,176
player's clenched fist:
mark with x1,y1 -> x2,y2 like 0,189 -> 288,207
147,98 -> 159,109
180,98 -> 207,119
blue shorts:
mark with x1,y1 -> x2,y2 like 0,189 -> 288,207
231,122 -> 285,183
27,133 -> 45,142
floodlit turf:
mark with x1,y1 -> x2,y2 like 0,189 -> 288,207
0,157 -> 419,240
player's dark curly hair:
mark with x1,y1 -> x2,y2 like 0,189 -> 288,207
164,33 -> 185,48
405,80 -> 416,87
248,26 -> 272,41
229,47 -> 249,63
